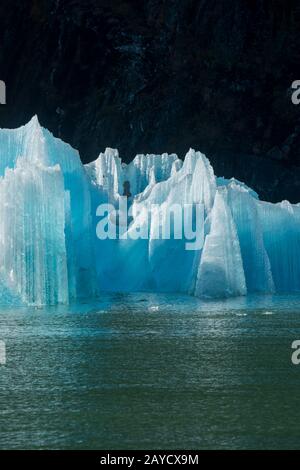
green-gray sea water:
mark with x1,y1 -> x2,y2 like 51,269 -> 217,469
0,293 -> 300,450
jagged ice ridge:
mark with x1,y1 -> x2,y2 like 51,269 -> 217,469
0,116 -> 299,305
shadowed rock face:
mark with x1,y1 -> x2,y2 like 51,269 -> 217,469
0,0 -> 299,202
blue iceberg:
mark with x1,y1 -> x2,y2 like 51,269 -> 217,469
0,117 -> 299,305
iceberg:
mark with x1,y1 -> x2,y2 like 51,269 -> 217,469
0,117 -> 97,305
0,117 -> 300,305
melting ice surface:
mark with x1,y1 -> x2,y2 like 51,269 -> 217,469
0,116 -> 299,306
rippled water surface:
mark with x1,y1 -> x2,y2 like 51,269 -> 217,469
1,293 -> 300,449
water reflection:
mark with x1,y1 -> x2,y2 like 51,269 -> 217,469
0,293 -> 300,449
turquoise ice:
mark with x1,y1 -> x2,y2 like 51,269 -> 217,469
0,117 -> 299,305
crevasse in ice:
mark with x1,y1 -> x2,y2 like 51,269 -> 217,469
0,116 -> 299,305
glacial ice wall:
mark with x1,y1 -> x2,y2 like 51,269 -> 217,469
0,117 -> 300,305
0,117 -> 97,305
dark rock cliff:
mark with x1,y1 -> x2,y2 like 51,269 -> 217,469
0,0 -> 300,201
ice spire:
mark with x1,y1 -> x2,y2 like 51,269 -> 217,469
195,189 -> 247,298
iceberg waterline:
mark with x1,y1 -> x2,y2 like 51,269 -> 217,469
0,116 -> 299,305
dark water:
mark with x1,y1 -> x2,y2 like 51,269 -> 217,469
0,293 -> 300,450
